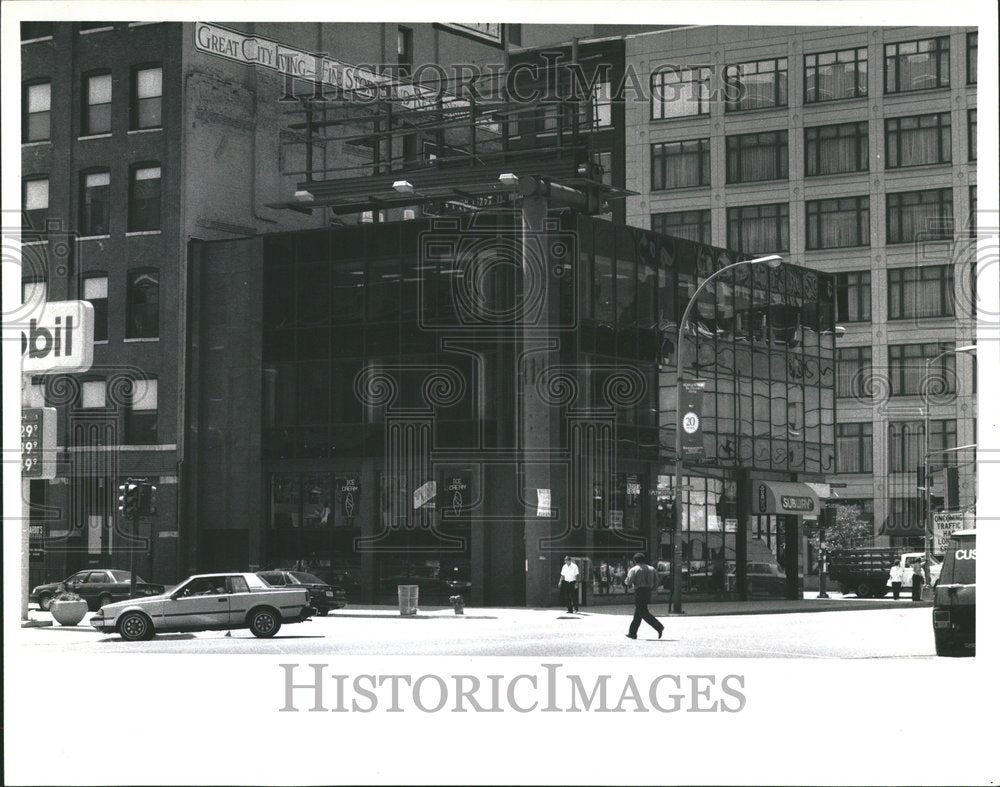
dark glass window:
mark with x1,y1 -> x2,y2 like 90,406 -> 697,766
507,24 -> 521,47
651,66 -> 710,119
970,185 -> 977,234
128,164 -> 161,231
835,271 -> 871,322
966,32 -> 977,84
22,177 -> 49,232
836,422 -> 873,473
887,266 -> 954,320
836,346 -> 872,399
126,268 -> 159,339
80,170 -> 111,236
804,121 -> 868,176
82,274 -> 109,341
885,37 -> 950,93
726,203 -> 789,253
886,189 -> 953,243
889,419 -> 956,471
651,210 -> 711,245
131,65 -> 162,130
21,22 -> 53,40
804,47 -> 868,103
806,196 -> 870,250
83,71 -> 112,135
726,130 -> 788,183
397,26 -> 413,78
125,377 -> 158,444
23,81 -> 51,142
889,342 -> 954,396
651,138 -> 710,190
592,81 -> 612,128
724,57 -> 787,112
885,113 -> 951,168
968,109 -> 976,161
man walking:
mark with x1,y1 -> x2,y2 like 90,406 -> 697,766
624,553 -> 664,640
559,556 -> 580,614
911,557 -> 924,601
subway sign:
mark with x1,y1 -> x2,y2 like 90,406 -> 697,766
780,495 -> 815,512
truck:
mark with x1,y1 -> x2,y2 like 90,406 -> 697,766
828,548 -> 941,598
932,528 -> 975,656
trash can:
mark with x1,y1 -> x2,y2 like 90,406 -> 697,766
398,585 -> 419,616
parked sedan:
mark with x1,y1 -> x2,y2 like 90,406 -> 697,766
90,573 -> 314,641
31,569 -> 164,611
257,570 -> 347,616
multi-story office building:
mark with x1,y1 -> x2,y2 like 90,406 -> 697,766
623,25 -> 978,547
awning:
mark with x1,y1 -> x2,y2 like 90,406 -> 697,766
754,481 -> 821,516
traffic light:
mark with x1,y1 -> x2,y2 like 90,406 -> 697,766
118,482 -> 140,517
138,483 -> 157,516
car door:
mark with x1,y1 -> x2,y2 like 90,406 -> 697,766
159,577 -> 231,631
64,571 -> 92,600
226,576 -> 254,628
84,571 -> 111,605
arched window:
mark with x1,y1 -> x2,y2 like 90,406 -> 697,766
126,268 -> 159,338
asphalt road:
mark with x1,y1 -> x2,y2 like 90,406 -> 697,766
19,605 -> 940,658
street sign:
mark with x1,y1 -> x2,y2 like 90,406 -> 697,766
933,510 -> 974,551
21,407 -> 57,480
21,300 -> 94,374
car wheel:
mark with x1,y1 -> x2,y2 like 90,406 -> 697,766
317,607 -> 329,617
98,594 -> 114,609
248,608 -> 281,638
38,593 -> 53,611
118,611 -> 153,642
855,582 -> 873,598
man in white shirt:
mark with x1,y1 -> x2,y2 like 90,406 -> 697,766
559,556 -> 580,613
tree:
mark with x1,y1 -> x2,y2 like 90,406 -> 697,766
809,504 -> 871,553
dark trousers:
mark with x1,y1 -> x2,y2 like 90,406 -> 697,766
628,587 -> 663,637
912,576 -> 923,601
891,582 -> 902,600
560,580 -> 578,612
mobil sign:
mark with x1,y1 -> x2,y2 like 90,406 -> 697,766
21,300 -> 94,374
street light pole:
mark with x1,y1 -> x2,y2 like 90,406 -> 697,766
670,254 -> 782,614
921,345 -> 975,598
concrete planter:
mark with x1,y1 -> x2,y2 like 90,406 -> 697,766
50,599 -> 89,626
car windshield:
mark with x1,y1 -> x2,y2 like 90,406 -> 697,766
289,572 -> 324,585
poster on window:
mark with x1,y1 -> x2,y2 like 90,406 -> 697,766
441,475 -> 470,517
337,476 -> 360,525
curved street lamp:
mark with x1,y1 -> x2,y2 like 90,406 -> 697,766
668,254 -> 782,613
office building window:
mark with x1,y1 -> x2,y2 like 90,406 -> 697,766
651,138 -> 710,190
81,379 -> 107,409
887,266 -> 954,320
651,66 -> 710,119
836,422 -> 873,473
836,346 -> 872,399
397,26 -> 413,78
592,80 -> 612,128
889,342 -> 954,396
131,65 -> 162,130
80,170 -> 111,236
968,109 -> 976,161
129,164 -> 161,231
804,121 -> 868,176
885,113 -> 952,168
804,47 -> 868,103
22,279 -> 47,305
507,24 -> 521,47
967,32 -> 977,84
651,210 -> 711,245
21,22 -> 53,40
724,57 -> 787,112
726,203 -> 789,253
82,274 -> 109,341
887,189 -> 953,243
726,130 -> 788,183
970,185 -> 977,234
835,271 -> 871,322
884,37 -> 950,93
83,71 -> 112,135
126,268 -> 159,339
23,81 -> 51,142
23,177 -> 49,232
126,377 -> 158,444
806,196 -> 870,250
889,419 -> 956,471
596,151 -> 612,185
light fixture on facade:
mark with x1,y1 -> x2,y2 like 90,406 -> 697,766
294,190 -> 314,202
393,180 -> 414,194
498,173 -> 518,187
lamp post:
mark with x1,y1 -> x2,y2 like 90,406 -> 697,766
921,344 -> 975,598
670,253 -> 782,614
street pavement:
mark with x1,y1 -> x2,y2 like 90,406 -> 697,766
16,596 -> 940,658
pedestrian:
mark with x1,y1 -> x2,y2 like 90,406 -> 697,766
624,552 -> 664,640
559,556 -> 580,613
889,559 -> 903,600
911,558 -> 924,601
598,561 -> 611,595
712,559 -> 727,600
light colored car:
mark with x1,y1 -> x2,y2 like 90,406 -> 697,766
90,572 -> 313,641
